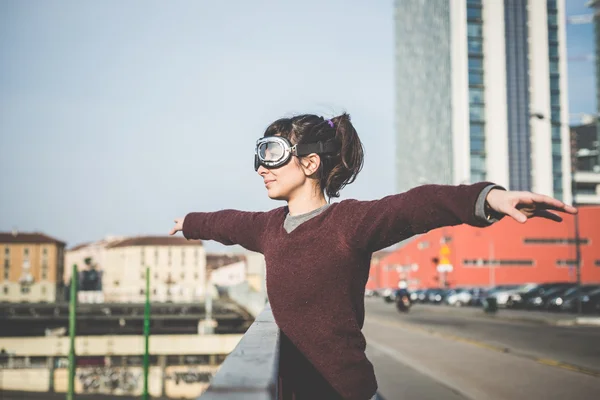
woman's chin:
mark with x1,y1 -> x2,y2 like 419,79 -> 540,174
266,189 -> 287,201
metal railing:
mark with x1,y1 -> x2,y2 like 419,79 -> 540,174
198,304 -> 280,400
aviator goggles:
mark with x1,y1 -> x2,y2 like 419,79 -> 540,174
254,136 -> 339,171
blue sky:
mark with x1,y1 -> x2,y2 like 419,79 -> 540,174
0,1 -> 595,250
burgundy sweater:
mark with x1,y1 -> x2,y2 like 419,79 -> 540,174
183,182 -> 496,400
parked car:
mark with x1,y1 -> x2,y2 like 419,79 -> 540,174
560,287 -> 600,314
546,284 -> 600,311
410,289 -> 427,303
525,284 -> 576,310
493,283 -> 537,308
445,288 -> 474,307
510,282 -> 573,309
425,289 -> 446,304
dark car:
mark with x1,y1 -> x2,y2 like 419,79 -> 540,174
547,285 -> 600,312
561,287 -> 600,314
525,284 -> 576,310
424,288 -> 445,304
511,282 -> 574,309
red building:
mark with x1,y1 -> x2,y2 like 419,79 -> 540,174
367,206 -> 600,291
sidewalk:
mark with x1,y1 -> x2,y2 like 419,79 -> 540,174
413,303 -> 600,326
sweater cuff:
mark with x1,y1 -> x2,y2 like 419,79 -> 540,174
475,184 -> 506,225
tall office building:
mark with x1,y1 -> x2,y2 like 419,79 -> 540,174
395,0 -> 572,203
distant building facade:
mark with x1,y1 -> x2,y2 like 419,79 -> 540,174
572,119 -> 600,205
367,207 -> 600,290
103,236 -> 206,303
0,232 -> 66,303
395,0 -> 571,203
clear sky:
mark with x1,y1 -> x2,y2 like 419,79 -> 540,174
0,1 -> 595,251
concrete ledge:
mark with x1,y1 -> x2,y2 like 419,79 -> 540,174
198,304 -> 279,400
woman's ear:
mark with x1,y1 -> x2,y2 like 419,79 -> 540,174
300,154 -> 321,176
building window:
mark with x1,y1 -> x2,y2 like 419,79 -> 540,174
468,71 -> 483,86
467,6 -> 482,20
141,272 -> 145,280
471,154 -> 486,171
468,57 -> 483,71
194,249 -> 199,266
595,260 -> 600,267
4,247 -> 9,256
155,249 -> 159,265
42,286 -> 47,295
180,273 -> 185,280
556,260 -> 577,267
551,125 -> 561,139
42,248 -> 48,256
168,247 -> 172,266
24,248 -> 29,257
467,22 -> 482,37
194,273 -> 199,280
470,123 -> 485,139
524,238 -> 589,245
21,286 -> 30,294
3,287 -> 8,294
469,88 -> 484,105
140,289 -> 145,295
471,138 -> 485,152
469,105 -> 485,122
141,248 -> 145,266
463,259 -> 534,266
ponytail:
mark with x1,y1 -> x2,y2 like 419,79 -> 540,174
320,113 -> 364,198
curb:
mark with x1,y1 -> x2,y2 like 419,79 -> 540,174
413,304 -> 600,327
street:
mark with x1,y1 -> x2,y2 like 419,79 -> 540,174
363,298 -> 600,400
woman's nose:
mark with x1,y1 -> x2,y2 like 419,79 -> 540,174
257,165 -> 269,176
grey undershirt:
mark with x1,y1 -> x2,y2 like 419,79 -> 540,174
282,184 -> 503,234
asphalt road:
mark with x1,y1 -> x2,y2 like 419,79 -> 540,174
363,298 -> 600,400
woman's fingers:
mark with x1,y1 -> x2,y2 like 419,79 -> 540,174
169,218 -> 183,235
529,193 -> 577,214
505,206 -> 527,223
534,210 -> 563,222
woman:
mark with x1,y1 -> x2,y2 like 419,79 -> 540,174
170,113 -> 576,400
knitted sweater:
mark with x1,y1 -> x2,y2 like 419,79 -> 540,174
183,182 -> 498,400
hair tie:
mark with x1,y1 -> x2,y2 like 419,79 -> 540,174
327,119 -> 334,128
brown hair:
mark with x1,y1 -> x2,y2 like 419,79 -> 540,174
263,113 -> 364,198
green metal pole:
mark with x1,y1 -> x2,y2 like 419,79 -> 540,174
67,264 -> 77,400
142,266 -> 151,400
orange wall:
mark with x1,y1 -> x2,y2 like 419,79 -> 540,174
368,206 -> 600,290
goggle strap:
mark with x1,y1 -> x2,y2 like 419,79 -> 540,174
295,140 -> 339,157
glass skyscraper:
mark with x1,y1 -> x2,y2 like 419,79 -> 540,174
395,0 -> 571,204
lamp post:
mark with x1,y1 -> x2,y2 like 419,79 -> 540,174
530,112 -> 582,314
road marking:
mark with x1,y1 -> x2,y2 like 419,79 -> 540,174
366,315 -> 600,379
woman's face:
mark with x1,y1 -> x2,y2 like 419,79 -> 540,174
257,154 -> 306,201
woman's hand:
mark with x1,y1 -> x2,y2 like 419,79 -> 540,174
486,189 -> 578,224
169,217 -> 185,235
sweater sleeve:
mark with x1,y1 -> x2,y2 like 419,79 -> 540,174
182,209 -> 270,253
347,182 -> 499,253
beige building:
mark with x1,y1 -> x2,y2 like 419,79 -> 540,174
0,232 -> 66,303
103,236 -> 206,303
64,235 -> 124,285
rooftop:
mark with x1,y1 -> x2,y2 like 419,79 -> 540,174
0,232 -> 66,246
106,235 -> 202,249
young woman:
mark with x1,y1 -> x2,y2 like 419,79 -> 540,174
170,113 -> 577,400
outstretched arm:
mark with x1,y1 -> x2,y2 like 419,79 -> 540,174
348,182 -> 576,253
170,210 -> 271,253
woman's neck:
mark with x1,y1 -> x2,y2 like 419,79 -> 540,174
287,189 -> 327,216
